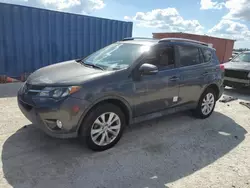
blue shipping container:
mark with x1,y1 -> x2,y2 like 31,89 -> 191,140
0,3 -> 133,77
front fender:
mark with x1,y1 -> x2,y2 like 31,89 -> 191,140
76,95 -> 133,132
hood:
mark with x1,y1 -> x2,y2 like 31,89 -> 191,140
223,61 -> 250,71
26,60 -> 111,85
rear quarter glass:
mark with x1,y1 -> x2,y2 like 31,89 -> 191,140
212,50 -> 220,64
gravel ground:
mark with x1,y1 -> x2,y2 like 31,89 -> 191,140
0,83 -> 250,188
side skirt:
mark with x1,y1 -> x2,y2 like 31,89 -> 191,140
131,103 -> 196,124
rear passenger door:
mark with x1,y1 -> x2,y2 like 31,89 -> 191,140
176,44 -> 215,105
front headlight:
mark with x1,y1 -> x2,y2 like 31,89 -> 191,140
38,86 -> 81,98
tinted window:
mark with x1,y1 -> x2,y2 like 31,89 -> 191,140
145,46 -> 175,70
201,48 -> 212,62
178,45 -> 201,67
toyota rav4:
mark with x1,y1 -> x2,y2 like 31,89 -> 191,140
18,37 -> 224,151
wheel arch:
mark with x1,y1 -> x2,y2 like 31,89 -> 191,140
77,96 -> 132,133
202,83 -> 220,100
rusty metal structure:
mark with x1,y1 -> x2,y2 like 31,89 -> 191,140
153,32 -> 235,63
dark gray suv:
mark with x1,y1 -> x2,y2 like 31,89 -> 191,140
18,38 -> 224,151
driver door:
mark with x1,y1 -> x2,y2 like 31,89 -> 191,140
133,44 -> 180,117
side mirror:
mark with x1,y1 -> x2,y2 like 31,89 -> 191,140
139,63 -> 158,75
229,57 -> 232,61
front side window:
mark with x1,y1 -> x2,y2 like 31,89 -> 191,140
144,46 -> 175,70
178,45 -> 201,67
84,43 -> 151,70
232,52 -> 250,63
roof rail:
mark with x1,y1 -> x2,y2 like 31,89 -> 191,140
159,38 -> 209,46
122,37 -> 157,41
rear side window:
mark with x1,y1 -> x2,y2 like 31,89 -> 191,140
177,45 -> 201,67
201,48 -> 212,63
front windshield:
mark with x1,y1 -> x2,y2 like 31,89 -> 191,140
232,52 -> 250,63
84,42 -> 150,70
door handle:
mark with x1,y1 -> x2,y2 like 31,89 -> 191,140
169,76 -> 179,81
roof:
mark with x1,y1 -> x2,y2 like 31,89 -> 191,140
120,37 -> 159,45
152,32 -> 236,42
120,37 -> 213,48
120,40 -> 157,45
159,38 -> 209,47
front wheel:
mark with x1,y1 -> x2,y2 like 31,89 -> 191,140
79,103 -> 126,151
193,88 -> 216,119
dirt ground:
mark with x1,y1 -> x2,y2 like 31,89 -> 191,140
0,83 -> 250,188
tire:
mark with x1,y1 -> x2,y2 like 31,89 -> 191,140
79,103 -> 126,151
193,88 -> 216,119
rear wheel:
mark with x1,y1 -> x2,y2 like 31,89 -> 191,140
79,103 -> 126,151
193,88 -> 216,119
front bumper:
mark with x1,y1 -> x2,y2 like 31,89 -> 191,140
224,76 -> 250,87
17,94 -> 91,138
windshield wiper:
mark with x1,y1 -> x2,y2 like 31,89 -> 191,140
76,59 -> 104,70
84,63 -> 104,70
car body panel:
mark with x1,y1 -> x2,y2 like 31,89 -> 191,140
27,60 -> 113,86
224,61 -> 250,71
224,77 -> 250,84
175,44 -> 223,105
17,39 -> 224,138
223,52 -> 250,87
132,68 -> 180,117
17,89 -> 91,138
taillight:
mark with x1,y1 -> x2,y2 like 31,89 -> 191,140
219,64 -> 225,71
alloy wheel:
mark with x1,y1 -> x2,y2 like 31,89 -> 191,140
90,112 -> 121,146
201,93 -> 215,115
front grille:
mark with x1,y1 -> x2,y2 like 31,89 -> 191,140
225,70 -> 249,79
